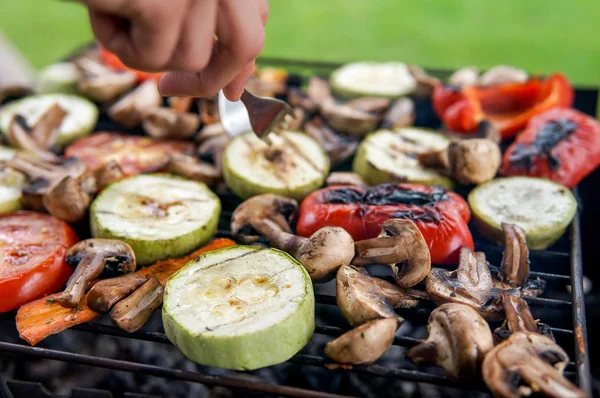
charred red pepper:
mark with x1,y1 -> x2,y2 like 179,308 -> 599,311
99,46 -> 163,82
500,108 -> 600,188
296,184 -> 473,264
433,73 -> 574,140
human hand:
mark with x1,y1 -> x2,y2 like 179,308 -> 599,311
78,0 -> 268,100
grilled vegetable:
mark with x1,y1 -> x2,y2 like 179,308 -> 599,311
99,46 -> 163,82
330,62 -> 416,99
162,246 -> 315,370
65,132 -> 194,177
468,177 -> 577,249
0,94 -> 98,146
0,167 -> 26,213
501,108 -> 600,188
36,62 -> 81,94
16,238 -> 235,345
352,128 -> 453,187
223,131 -> 329,200
297,184 -> 472,264
0,212 -> 78,313
90,174 -> 221,265
432,73 -> 573,140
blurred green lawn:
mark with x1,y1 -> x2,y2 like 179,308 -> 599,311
1,0 -> 599,86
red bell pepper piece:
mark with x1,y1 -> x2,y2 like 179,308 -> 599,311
296,184 -> 473,265
99,46 -> 163,82
500,108 -> 600,188
433,73 -> 574,140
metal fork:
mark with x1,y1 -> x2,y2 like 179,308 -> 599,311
218,89 -> 292,140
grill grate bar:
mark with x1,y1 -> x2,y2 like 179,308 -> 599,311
0,341 -> 349,398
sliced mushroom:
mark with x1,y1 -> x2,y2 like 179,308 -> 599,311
306,76 -> 332,106
87,273 -> 148,313
231,194 -> 355,281
347,97 -> 391,114
475,120 -> 501,144
353,219 -> 431,288
324,317 -> 399,365
6,115 -> 59,162
406,303 -> 494,379
381,98 -> 415,129
493,291 -> 554,343
284,107 -> 306,131
287,87 -> 318,113
336,265 -> 420,326
111,276 -> 164,333
326,172 -> 366,187
167,152 -> 221,185
418,138 -> 501,185
478,65 -> 528,87
57,239 -> 136,308
95,160 -> 125,190
482,332 -> 584,397
320,99 -> 379,136
142,106 -> 200,139
426,247 -> 502,319
448,67 -> 480,87
75,57 -> 137,102
28,103 -> 67,148
43,174 -> 94,223
408,64 -> 440,98
304,116 -> 359,165
108,80 -> 162,127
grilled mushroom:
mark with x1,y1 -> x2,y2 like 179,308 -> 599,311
418,138 -> 501,185
353,219 -> 431,288
142,106 -> 200,139
75,58 -> 137,102
108,80 -> 162,127
426,247 -> 502,319
304,116 -> 359,166
284,107 -> 306,131
57,239 -> 136,308
324,317 -> 399,366
320,99 -> 379,136
478,65 -> 528,87
482,293 -> 585,398
406,303 -> 494,379
493,291 -> 554,343
347,97 -> 391,114
111,276 -> 164,333
326,172 -> 366,187
336,265 -> 421,326
288,88 -> 318,113
408,64 -> 440,98
94,160 -> 125,190
231,194 -> 355,281
43,174 -> 95,223
448,67 -> 480,87
306,76 -> 332,106
167,152 -> 221,185
87,273 -> 148,313
381,98 -> 415,129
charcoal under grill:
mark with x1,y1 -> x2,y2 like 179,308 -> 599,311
0,55 -> 595,398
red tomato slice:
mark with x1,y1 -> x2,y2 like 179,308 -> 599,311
65,132 -> 195,177
296,184 -> 473,265
0,212 -> 78,312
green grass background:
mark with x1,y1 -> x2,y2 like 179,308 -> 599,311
1,0 -> 599,86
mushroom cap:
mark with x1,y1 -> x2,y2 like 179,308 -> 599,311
167,153 -> 221,186
230,194 -> 298,243
296,226 -> 355,281
406,303 -> 494,379
324,317 -> 399,365
447,139 -> 501,185
43,175 -> 93,223
478,65 -> 528,87
336,265 -> 396,326
320,99 -> 379,136
381,97 -> 415,129
142,107 -> 200,140
66,238 -> 136,277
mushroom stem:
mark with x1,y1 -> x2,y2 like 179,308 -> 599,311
254,218 -> 305,256
7,116 -> 58,162
500,291 -> 538,334
57,252 -> 107,308
28,103 -> 67,148
110,276 -> 164,333
501,223 -> 529,287
87,273 -> 148,313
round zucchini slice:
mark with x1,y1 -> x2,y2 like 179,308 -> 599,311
330,62 -> 417,100
0,94 -> 98,147
353,128 -> 453,187
223,131 -> 329,200
36,63 -> 81,94
90,174 -> 221,266
0,167 -> 27,213
163,245 -> 315,370
468,177 -> 577,249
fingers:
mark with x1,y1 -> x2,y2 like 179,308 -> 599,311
158,0 -> 265,99
85,0 -> 189,72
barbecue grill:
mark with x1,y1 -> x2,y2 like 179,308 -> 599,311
0,54 -> 595,398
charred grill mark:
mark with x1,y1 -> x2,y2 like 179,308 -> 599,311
322,184 -> 449,206
509,118 -> 578,171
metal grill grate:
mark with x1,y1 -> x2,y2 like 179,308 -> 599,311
0,56 -> 594,398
